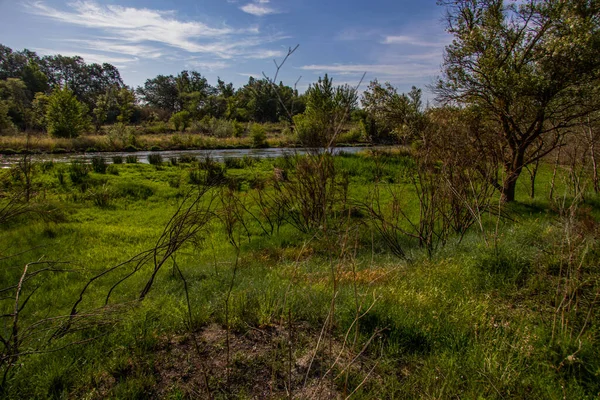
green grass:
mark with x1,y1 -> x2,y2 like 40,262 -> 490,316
0,152 -> 598,398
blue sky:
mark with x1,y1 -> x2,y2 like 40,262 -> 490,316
0,0 -> 450,97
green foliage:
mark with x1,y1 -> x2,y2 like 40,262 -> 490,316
169,110 -> 191,132
147,153 -> 163,165
112,156 -> 123,164
68,159 -> 89,184
91,156 -> 107,174
125,155 -> 138,163
46,87 -> 90,138
250,123 -> 267,148
294,74 -> 357,148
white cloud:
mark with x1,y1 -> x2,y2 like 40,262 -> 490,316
63,39 -> 163,59
34,47 -> 137,66
382,35 -> 444,47
240,3 -> 278,16
25,1 -> 284,62
186,60 -> 232,70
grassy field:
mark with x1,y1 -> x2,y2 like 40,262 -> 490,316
0,150 -> 598,399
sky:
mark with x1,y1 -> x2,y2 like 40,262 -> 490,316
0,0 -> 451,98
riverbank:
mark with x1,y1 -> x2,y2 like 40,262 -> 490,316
0,123 -> 366,155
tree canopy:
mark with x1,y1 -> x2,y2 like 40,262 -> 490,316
436,0 -> 600,201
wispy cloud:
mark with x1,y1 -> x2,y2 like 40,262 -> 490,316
382,35 -> 444,47
299,63 -> 440,83
25,1 -> 285,63
240,1 -> 279,16
34,47 -> 137,67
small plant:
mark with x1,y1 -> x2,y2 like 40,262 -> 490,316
147,153 -> 163,165
112,156 -> 123,164
68,160 -> 89,185
169,157 -> 178,166
56,168 -> 65,185
178,155 -> 196,164
86,183 -> 113,207
107,164 -> 119,175
126,155 -> 138,164
224,157 -> 244,169
91,156 -> 107,174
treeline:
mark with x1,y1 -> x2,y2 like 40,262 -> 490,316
0,45 -> 312,137
0,44 -> 424,145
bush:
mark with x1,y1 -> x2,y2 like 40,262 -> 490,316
91,156 -> 107,173
212,118 -> 235,138
147,153 -> 163,165
224,157 -> 244,169
68,160 -> 89,185
145,121 -> 169,134
112,156 -> 123,164
126,155 -> 137,164
150,145 -> 162,151
86,183 -> 113,207
170,111 -> 191,132
169,157 -> 178,166
178,154 -> 196,164
250,123 -> 268,148
106,164 -> 119,175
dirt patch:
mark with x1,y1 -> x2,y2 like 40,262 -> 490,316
150,322 -> 379,399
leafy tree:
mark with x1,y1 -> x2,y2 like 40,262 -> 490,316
362,80 -> 425,143
46,87 -> 90,138
137,75 -> 179,113
0,78 -> 30,129
294,74 -> 357,148
436,0 -> 600,202
116,87 -> 136,123
30,92 -> 49,130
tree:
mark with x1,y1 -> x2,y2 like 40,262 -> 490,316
136,75 -> 179,113
294,74 -> 358,148
0,78 -> 30,129
436,0 -> 600,202
362,80 -> 425,143
46,87 -> 89,138
116,87 -> 136,123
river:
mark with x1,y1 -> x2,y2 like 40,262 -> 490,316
0,146 -> 385,168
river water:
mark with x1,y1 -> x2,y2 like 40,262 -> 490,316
0,146 -> 383,168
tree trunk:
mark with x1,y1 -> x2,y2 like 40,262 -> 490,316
500,148 -> 526,203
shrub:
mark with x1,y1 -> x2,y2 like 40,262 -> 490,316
124,145 -> 138,152
86,183 -> 113,207
106,164 -> 119,175
169,157 -> 178,166
145,121 -> 169,134
112,156 -> 123,164
212,118 -> 235,138
68,160 -> 89,185
250,123 -> 268,148
233,120 -> 245,137
224,157 -> 244,169
150,145 -> 162,151
147,153 -> 163,165
126,155 -> 137,164
91,156 -> 107,173
178,154 -> 196,164
170,111 -> 191,132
